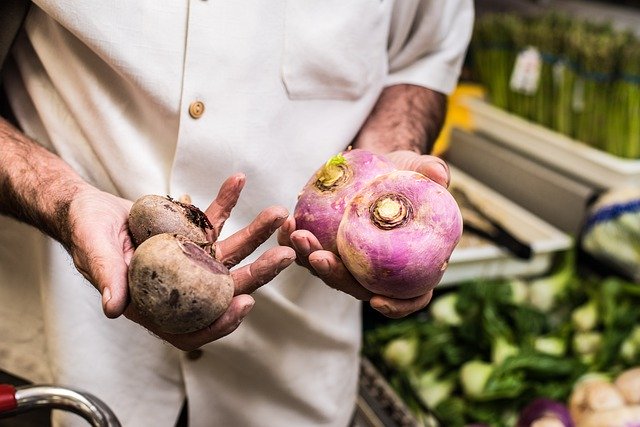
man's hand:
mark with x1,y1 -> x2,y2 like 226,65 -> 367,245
279,84 -> 451,319
66,174 -> 295,351
278,153 -> 449,319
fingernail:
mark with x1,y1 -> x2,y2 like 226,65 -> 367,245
283,217 -> 295,234
102,287 -> 112,307
432,160 -> 450,188
373,303 -> 392,316
312,258 -> 331,276
278,256 -> 295,272
270,216 -> 288,233
295,237 -> 312,257
240,301 -> 254,318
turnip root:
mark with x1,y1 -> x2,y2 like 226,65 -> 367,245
614,367 -> 640,405
128,233 -> 233,334
568,377 -> 626,425
336,170 -> 462,299
293,149 -> 395,254
128,194 -> 212,247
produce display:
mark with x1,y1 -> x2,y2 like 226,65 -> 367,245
294,149 -> 463,298
127,195 -> 233,334
471,12 -> 640,158
363,250 -> 640,426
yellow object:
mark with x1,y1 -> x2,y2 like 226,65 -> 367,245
432,83 -> 486,156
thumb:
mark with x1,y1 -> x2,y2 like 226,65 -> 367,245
88,241 -> 131,319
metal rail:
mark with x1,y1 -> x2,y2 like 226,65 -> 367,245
0,384 -> 121,427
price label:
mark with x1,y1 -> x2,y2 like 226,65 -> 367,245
510,46 -> 541,95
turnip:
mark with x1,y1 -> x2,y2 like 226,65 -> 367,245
128,233 -> 233,334
336,170 -> 462,299
293,149 -> 396,254
516,398 -> 574,427
128,194 -> 212,247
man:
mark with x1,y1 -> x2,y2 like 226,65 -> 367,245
0,1 -> 473,425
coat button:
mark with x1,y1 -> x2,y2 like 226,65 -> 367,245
188,101 -> 205,119
185,349 -> 203,360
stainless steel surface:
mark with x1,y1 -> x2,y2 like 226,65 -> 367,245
3,385 -> 120,427
446,128 -> 597,236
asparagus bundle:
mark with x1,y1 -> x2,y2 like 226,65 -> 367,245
565,22 -> 620,150
471,13 -> 638,159
472,14 -> 521,111
528,14 -> 572,129
612,35 -> 640,159
508,16 -> 537,121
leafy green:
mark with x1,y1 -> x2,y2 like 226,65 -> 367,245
362,249 -> 640,426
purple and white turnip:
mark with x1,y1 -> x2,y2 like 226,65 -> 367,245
294,149 -> 463,299
336,170 -> 462,298
293,149 -> 396,254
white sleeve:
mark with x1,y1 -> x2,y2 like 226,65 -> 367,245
386,0 -> 474,95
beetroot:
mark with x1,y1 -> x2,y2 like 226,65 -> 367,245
336,170 -> 462,299
293,149 -> 396,253
128,233 -> 234,334
128,194 -> 212,247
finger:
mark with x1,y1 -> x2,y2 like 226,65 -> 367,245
307,250 -> 373,301
289,229 -> 323,259
203,173 -> 246,239
126,295 -> 255,352
386,151 -> 450,188
215,206 -> 289,267
276,216 -> 296,247
418,157 -> 450,188
231,246 -> 296,295
74,231 -> 132,319
369,290 -> 434,319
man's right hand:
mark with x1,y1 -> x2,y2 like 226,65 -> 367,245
65,174 -> 295,351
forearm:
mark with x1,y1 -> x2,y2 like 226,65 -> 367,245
353,84 -> 447,155
0,117 -> 89,249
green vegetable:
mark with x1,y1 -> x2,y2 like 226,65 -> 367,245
430,292 -> 462,326
362,247 -> 640,426
534,336 -> 567,357
382,337 -> 418,371
571,301 -> 599,332
410,368 -> 456,408
460,360 -> 495,399
492,336 -> 519,365
573,331 -> 603,356
507,278 -> 529,305
527,251 -> 575,312
471,12 -> 640,159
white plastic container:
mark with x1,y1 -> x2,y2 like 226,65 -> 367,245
464,97 -> 640,190
442,167 -> 573,285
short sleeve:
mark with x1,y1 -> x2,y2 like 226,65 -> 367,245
386,0 -> 474,95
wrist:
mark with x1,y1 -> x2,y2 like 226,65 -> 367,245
353,84 -> 447,155
0,118 -> 92,249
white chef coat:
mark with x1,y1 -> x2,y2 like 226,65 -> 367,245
0,1 -> 473,426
